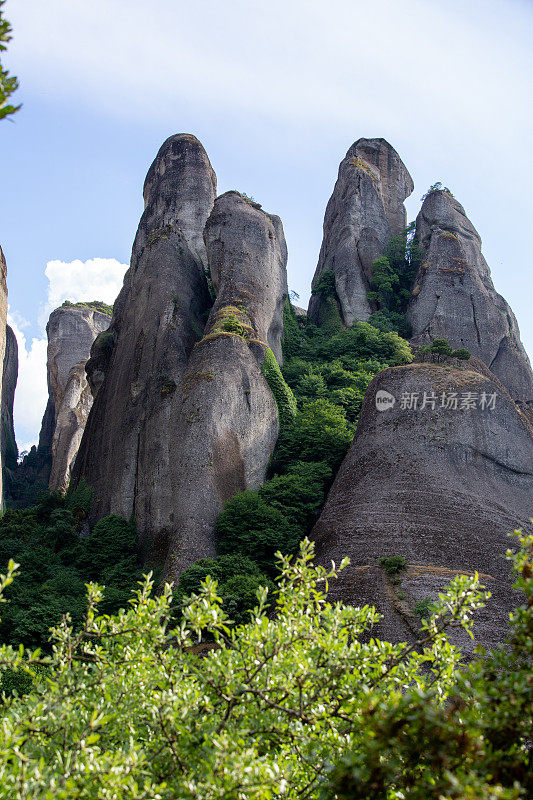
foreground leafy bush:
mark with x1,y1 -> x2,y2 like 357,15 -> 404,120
0,531 -> 530,799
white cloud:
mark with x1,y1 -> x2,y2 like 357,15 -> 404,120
41,257 -> 128,324
11,258 -> 128,450
7,312 -> 48,454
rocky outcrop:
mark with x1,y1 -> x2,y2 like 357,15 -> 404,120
1,325 -> 18,480
0,248 -> 8,507
311,360 -> 533,651
71,134 -> 217,559
162,192 -> 288,581
41,304 -> 111,492
308,138 -> 413,327
407,190 -> 533,408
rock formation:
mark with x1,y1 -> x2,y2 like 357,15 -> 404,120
308,138 -> 413,327
311,359 -> 533,651
162,192 -> 287,581
40,304 -> 111,492
1,325 -> 18,486
71,134 -> 217,560
407,190 -> 533,408
0,248 -> 8,507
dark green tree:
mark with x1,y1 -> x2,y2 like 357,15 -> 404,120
0,1 -> 20,120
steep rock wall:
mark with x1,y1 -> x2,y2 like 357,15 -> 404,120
311,361 -> 533,651
407,190 -> 533,408
43,305 -> 111,492
1,325 -> 18,485
72,134 -> 216,559
308,138 -> 413,326
162,192 -> 287,581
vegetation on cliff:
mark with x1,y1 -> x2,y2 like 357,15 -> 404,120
366,224 -> 423,338
0,488 -> 142,654
60,300 -> 113,316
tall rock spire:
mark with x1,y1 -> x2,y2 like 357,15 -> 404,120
43,304 -> 111,492
308,138 -> 413,327
71,134 -> 217,562
407,189 -> 533,408
162,192 -> 288,581
1,324 -> 18,498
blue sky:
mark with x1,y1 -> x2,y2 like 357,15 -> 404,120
1,0 -> 532,450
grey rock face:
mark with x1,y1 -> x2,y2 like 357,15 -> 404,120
162,192 -> 287,581
204,192 -> 288,363
1,325 -> 18,474
140,133 -> 216,267
308,138 -> 413,326
311,362 -> 533,651
407,190 -> 533,407
72,135 -> 217,560
42,305 -> 111,492
0,248 -> 8,506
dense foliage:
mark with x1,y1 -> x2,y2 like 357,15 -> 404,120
0,490 -> 143,652
366,224 -> 423,338
0,531 -> 530,799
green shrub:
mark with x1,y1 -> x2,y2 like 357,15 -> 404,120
309,322 -> 412,367
174,554 -> 273,624
220,313 -> 246,335
176,553 -> 263,599
216,491 -> 300,576
379,555 -> 407,576
271,399 -> 353,473
368,309 -> 412,339
219,573 -> 275,626
311,269 -> 336,298
259,463 -> 330,528
414,597 -> 433,619
282,297 -> 302,360
430,338 -> 454,361
452,348 -> 471,361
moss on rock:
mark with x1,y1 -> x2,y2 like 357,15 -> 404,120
260,347 -> 297,426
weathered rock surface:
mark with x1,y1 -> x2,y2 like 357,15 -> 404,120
0,248 -> 8,507
308,138 -> 413,326
407,190 -> 533,409
1,325 -> 18,479
311,361 -> 533,651
162,192 -> 287,581
72,134 -> 217,557
41,305 -> 111,492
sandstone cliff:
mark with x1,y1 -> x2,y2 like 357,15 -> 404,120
311,360 -> 533,651
41,304 -> 111,492
0,248 -> 8,506
407,190 -> 533,408
71,134 -> 217,560
1,325 -> 18,483
308,138 -> 413,326
162,192 -> 288,581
